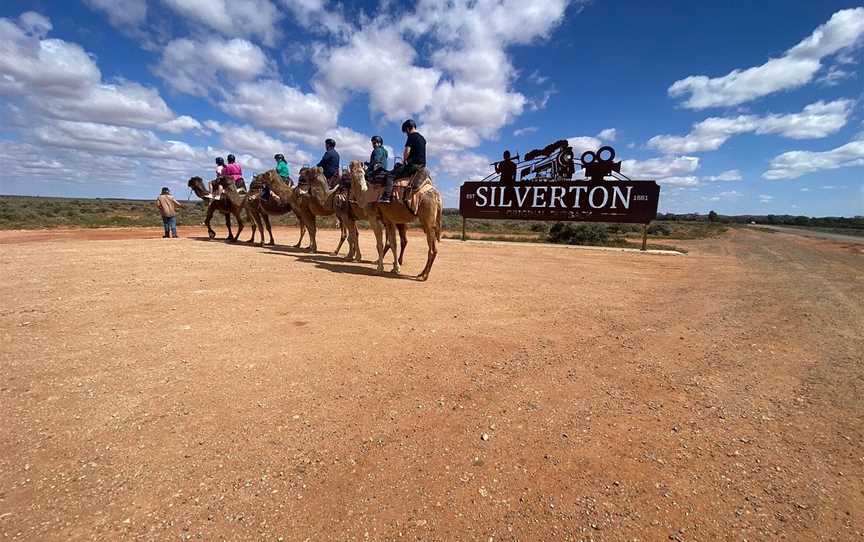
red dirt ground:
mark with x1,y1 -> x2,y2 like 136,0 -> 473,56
1,226 -> 862,541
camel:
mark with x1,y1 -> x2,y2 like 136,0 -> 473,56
187,176 -> 261,242
340,168 -> 408,264
244,172 -> 315,248
287,167 -> 354,255
347,160 -> 442,281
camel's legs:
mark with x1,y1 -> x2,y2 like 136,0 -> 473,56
350,220 -> 362,262
225,213 -> 234,241
294,219 -> 306,248
205,202 -> 218,239
386,222 -> 400,274
333,216 -> 347,256
246,209 -> 258,244
417,224 -> 438,281
397,223 -> 408,266
263,214 -> 275,245
370,215 -> 385,273
247,208 -> 265,247
231,210 -> 244,242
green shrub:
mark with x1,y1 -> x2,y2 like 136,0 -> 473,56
548,223 -> 610,245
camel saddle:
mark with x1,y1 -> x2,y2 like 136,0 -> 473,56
391,167 -> 434,215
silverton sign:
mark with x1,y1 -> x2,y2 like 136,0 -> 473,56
459,144 -> 660,225
459,180 -> 660,224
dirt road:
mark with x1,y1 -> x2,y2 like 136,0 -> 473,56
1,227 -> 862,541
750,224 -> 864,244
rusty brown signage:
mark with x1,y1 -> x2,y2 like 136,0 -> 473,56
459,180 -> 660,223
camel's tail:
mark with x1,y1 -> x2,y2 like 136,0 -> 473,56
435,194 -> 442,242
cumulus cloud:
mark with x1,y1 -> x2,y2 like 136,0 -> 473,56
154,37 -> 270,96
162,0 -> 281,45
206,122 -> 312,167
622,155 -> 701,180
669,7 -> 864,109
762,138 -> 864,179
438,152 -> 494,182
513,126 -> 539,136
704,169 -> 742,182
219,80 -> 339,140
567,136 -> 602,153
83,0 -> 147,28
0,13 -> 200,135
598,128 -> 617,141
310,0 -> 574,151
314,28 -> 441,121
648,100 -> 853,153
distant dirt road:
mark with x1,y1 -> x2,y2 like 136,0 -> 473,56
1,227 -> 862,541
750,224 -> 864,244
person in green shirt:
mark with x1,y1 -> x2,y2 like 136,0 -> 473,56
262,154 -> 292,202
274,154 -> 291,181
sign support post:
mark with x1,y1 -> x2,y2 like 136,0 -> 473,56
461,216 -> 466,241
641,224 -> 648,251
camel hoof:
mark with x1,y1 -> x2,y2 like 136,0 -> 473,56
208,231 -> 216,240
417,274 -> 429,281
267,241 -> 276,246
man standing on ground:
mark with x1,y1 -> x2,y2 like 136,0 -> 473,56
156,187 -> 183,238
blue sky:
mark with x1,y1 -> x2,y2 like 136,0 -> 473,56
1,0 -> 863,216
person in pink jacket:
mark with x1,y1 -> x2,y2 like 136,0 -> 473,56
223,154 -> 246,191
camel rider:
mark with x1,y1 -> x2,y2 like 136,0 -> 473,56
380,119 -> 426,203
262,153 -> 291,201
366,136 -> 388,173
224,154 -> 245,192
209,156 -> 226,199
275,154 -> 291,182
317,139 -> 340,188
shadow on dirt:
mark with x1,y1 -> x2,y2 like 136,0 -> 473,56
190,236 -> 418,280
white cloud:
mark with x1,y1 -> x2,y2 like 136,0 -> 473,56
0,13 -> 100,97
567,136 -> 602,153
800,187 -> 812,192
206,122 -> 312,167
154,37 -> 270,96
438,152 -> 494,182
219,80 -> 339,140
704,169 -> 743,182
310,0 -> 574,151
648,100 -> 853,153
759,194 -> 774,203
83,0 -> 147,28
0,13 -> 199,133
280,0 -> 347,35
162,0 -> 281,45
763,138 -> 864,179
669,8 -> 864,109
598,128 -> 617,141
622,155 -> 701,180
314,28 -> 442,121
513,126 -> 539,136
658,176 -> 700,187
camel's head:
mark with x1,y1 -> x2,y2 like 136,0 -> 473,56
257,169 -> 277,187
348,160 -> 367,191
187,176 -> 209,199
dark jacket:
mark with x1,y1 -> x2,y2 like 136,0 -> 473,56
317,149 -> 340,179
